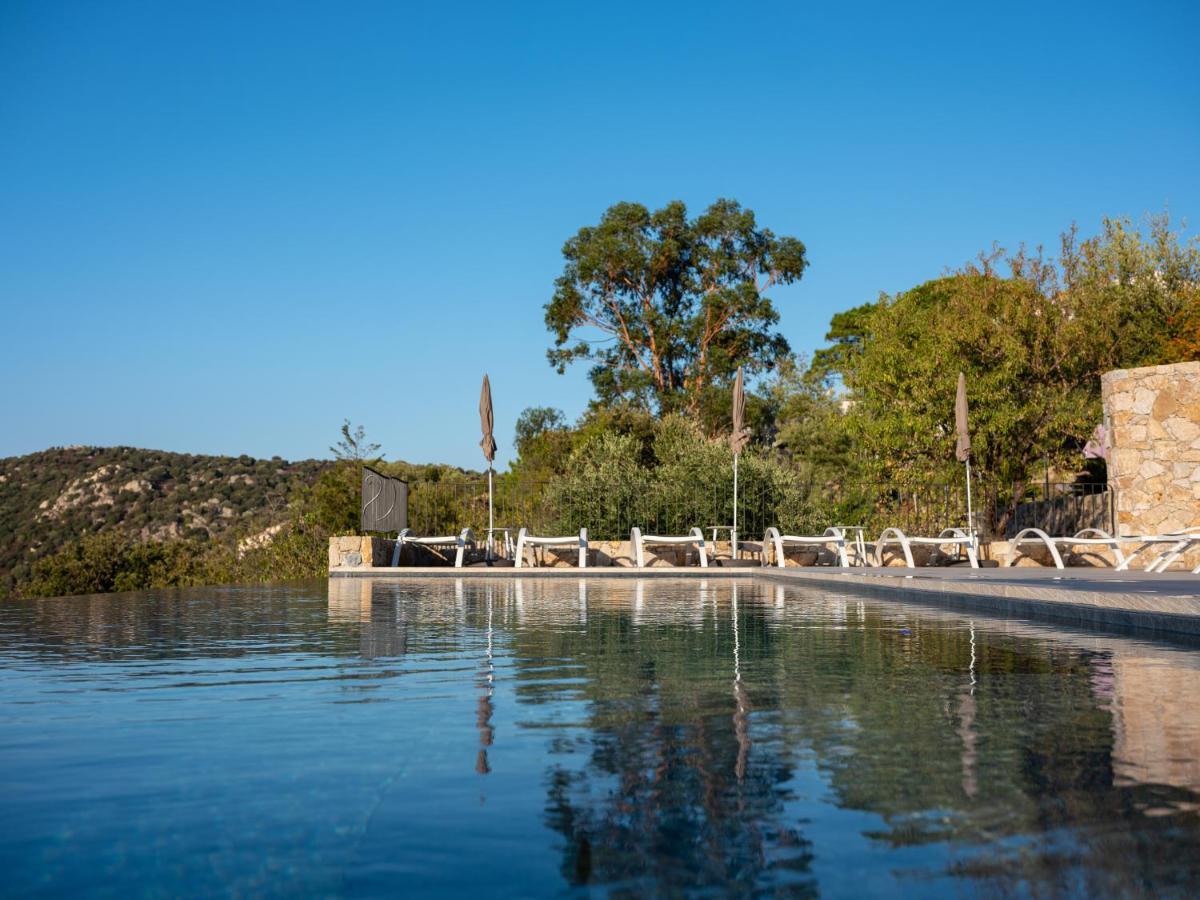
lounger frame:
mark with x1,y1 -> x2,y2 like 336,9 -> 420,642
1119,529 -> 1200,573
876,527 -> 978,568
1006,527 -> 1200,572
391,527 -> 476,568
1006,528 -> 1125,569
762,527 -> 850,568
631,527 -> 707,568
514,527 -> 588,568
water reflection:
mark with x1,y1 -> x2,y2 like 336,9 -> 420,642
957,622 -> 978,799
3,578 -> 1200,896
476,585 -> 495,778
321,577 -> 1200,893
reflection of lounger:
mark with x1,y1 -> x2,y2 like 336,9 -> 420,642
762,527 -> 850,567
631,527 -> 707,568
390,527 -> 475,568
1007,526 -> 1200,572
876,527 -> 978,568
514,527 -> 588,568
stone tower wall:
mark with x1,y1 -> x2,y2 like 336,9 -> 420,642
1101,360 -> 1200,537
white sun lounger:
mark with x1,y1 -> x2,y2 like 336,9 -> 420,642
876,527 -> 979,568
1005,527 -> 1200,572
391,527 -> 476,568
1005,528 -> 1126,569
762,527 -> 850,567
514,527 -> 588,568
1116,528 -> 1200,573
631,527 -> 707,568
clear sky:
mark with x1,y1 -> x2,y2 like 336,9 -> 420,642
2,1 -> 1197,470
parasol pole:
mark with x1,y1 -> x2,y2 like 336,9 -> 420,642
730,366 -> 748,560
954,371 -> 975,550
733,452 -> 739,556
487,465 -> 494,560
965,456 -> 974,539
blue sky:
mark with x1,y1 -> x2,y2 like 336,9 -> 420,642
2,1 -> 1197,470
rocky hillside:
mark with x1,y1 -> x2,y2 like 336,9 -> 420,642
0,446 -> 330,592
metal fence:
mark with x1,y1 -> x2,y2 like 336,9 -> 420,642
397,477 -> 1113,542
1004,481 -> 1113,538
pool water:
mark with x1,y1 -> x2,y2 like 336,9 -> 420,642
2,577 -> 1200,897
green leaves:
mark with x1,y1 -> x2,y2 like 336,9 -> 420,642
544,198 -> 807,414
807,212 -> 1200,526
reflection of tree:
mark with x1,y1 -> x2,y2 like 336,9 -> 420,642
519,582 -> 815,894
510,582 -> 1200,895
763,600 -> 1200,894
543,703 -> 813,892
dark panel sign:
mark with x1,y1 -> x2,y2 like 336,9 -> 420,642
361,466 -> 408,533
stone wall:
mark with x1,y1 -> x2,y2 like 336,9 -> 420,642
329,534 -> 1017,569
329,536 -> 768,568
329,535 -> 397,568
1102,360 -> 1200,539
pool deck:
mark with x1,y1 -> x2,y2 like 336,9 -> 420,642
331,564 -> 1200,637
759,567 -> 1200,637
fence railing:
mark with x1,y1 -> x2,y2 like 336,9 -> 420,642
1003,481 -> 1113,538
396,477 -> 1113,543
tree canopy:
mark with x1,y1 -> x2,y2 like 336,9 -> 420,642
545,199 -> 807,415
809,214 -> 1200,506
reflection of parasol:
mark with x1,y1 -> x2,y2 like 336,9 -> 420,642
731,583 -> 750,784
476,585 -> 496,778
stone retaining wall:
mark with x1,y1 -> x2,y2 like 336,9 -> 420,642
329,536 -> 1011,569
330,537 -> 766,568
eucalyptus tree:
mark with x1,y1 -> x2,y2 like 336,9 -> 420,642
545,199 -> 808,416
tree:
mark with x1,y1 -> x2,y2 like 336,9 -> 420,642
511,407 -> 574,480
514,407 -> 567,455
330,420 -> 382,462
1166,303 -> 1200,362
545,199 -> 808,415
836,273 -> 1103,489
768,358 -> 860,482
1058,213 -> 1200,368
811,214 -> 1200,530
807,301 -> 878,386
316,420 -> 384,534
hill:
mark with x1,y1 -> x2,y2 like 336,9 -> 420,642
0,446 -> 331,593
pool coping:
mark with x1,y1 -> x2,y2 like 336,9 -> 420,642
331,565 -> 1200,637
756,569 -> 1200,638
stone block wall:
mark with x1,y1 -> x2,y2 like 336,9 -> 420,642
329,535 -> 397,568
329,537 -> 767,568
328,535 -> 1014,569
1102,361 -> 1200,538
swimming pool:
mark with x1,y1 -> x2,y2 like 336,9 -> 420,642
2,577 -> 1199,896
